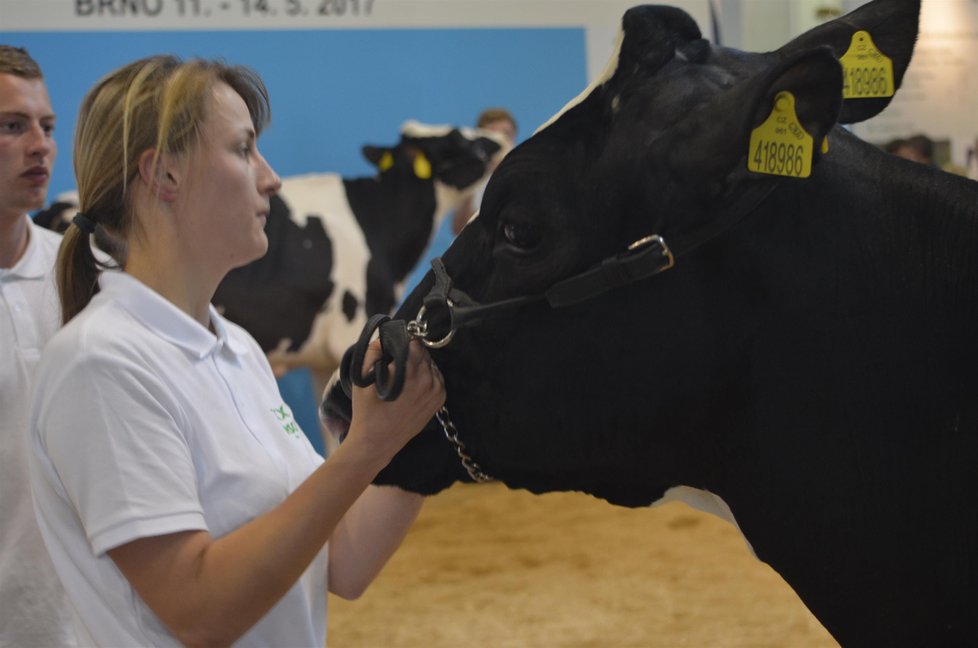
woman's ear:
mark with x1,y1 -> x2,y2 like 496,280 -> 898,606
137,149 -> 180,202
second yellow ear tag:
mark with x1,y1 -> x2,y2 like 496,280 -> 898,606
379,151 -> 394,172
840,30 -> 895,99
747,91 -> 814,178
413,153 -> 432,179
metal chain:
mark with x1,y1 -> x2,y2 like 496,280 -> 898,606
435,406 -> 493,482
408,312 -> 492,482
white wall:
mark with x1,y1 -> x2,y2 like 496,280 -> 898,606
714,0 -> 842,50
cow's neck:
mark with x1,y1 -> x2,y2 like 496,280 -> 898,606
692,130 -> 978,640
343,174 -> 439,282
725,130 -> 978,332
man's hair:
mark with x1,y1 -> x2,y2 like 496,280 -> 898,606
476,107 -> 517,133
0,45 -> 43,79
903,134 -> 934,162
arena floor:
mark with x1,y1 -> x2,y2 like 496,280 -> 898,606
327,482 -> 840,647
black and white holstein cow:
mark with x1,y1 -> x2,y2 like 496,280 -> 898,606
324,0 -> 977,645
37,122 -> 507,386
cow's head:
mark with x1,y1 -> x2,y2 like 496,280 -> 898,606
362,120 -> 509,211
323,0 -> 920,505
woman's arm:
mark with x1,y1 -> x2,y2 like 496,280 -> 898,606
107,340 -> 442,648
327,485 -> 424,600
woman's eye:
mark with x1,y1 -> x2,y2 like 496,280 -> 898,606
502,221 -> 541,251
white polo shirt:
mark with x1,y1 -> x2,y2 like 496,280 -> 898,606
29,270 -> 327,647
0,218 -> 76,647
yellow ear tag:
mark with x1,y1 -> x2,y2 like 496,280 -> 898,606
747,91 -> 814,178
413,153 -> 432,179
839,30 -> 895,99
822,137 -> 829,154
379,151 -> 394,172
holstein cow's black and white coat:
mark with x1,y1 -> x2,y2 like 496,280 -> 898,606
37,122 -> 507,383
324,1 -> 978,645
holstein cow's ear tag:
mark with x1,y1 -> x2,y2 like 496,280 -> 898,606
379,151 -> 395,172
413,153 -> 432,179
748,91 -> 814,178
839,30 -> 895,100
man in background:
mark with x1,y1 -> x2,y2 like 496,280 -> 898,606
0,44 -> 75,647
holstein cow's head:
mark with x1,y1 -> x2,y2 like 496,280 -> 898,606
364,120 -> 508,185
324,0 -> 920,504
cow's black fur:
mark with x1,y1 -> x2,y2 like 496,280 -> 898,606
324,0 -> 977,644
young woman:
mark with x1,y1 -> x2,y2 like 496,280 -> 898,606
29,55 -> 444,647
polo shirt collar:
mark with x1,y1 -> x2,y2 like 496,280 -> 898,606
8,217 -> 49,280
100,271 -> 251,359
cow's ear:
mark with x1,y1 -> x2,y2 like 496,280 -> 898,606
653,48 -> 841,196
776,0 -> 920,123
649,48 -> 842,197
362,145 -> 396,172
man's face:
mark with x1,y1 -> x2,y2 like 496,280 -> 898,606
483,118 -> 516,146
0,72 -> 56,222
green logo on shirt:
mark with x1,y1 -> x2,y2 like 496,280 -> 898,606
271,404 -> 301,437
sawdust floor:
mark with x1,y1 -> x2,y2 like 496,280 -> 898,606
327,482 -> 840,648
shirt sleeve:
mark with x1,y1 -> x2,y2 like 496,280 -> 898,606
35,351 -> 207,556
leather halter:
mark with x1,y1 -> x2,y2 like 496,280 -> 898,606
413,181 -> 776,348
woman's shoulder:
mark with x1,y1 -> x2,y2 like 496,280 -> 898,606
41,295 -> 145,375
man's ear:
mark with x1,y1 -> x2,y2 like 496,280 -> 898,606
651,47 -> 842,195
137,149 -> 180,201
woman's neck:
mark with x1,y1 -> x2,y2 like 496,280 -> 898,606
125,238 -> 219,328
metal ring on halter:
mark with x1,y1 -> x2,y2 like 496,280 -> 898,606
413,300 -> 455,349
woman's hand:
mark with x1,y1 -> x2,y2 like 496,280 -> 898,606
347,338 -> 445,463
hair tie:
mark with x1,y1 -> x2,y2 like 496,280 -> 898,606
73,212 -> 97,234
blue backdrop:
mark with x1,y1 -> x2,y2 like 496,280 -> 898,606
2,27 -> 588,452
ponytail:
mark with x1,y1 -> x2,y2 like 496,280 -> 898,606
56,222 -> 101,325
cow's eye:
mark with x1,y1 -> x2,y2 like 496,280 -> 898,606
502,221 -> 541,252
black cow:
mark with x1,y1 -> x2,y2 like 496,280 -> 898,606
324,1 -> 978,645
36,122 -> 507,384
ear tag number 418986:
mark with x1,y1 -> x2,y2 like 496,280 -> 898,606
840,30 -> 895,99
748,91 -> 814,179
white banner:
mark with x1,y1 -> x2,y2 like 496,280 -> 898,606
0,0 -> 711,32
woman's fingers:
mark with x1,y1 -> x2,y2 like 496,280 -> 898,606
357,337 -> 444,407
360,339 -> 383,377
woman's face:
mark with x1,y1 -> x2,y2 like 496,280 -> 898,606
174,82 -> 280,275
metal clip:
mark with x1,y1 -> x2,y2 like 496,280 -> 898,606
627,234 -> 675,271
411,300 -> 456,349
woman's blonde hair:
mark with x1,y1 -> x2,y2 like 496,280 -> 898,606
57,55 -> 271,323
